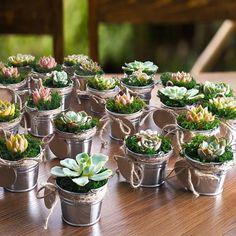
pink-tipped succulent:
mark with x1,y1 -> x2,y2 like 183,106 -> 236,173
32,87 -> 52,105
186,105 -> 215,122
2,66 -> 19,78
171,71 -> 192,83
115,91 -> 134,106
39,56 -> 57,69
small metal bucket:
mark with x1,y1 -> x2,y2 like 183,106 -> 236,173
56,183 -> 107,226
105,108 -> 143,141
46,84 -> 73,111
52,127 -> 96,159
5,151 -> 43,192
185,154 -> 229,196
126,147 -> 173,187
161,103 -> 187,114
87,86 -> 119,114
121,81 -> 154,104
25,105 -> 62,137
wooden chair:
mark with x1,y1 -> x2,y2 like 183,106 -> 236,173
88,0 -> 236,71
0,0 -> 64,63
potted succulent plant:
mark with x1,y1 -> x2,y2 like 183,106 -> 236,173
175,135 -> 234,196
0,133 -> 43,192
25,86 -> 62,137
160,71 -> 197,89
38,152 -> 113,227
43,71 -> 73,111
0,98 -> 22,134
74,59 -> 104,99
115,129 -> 173,188
30,56 -> 61,91
201,81 -> 233,100
177,105 -> 220,135
86,75 -> 119,113
8,53 -> 35,73
121,69 -> 155,104
158,86 -> 204,112
52,111 -> 98,158
122,60 -> 158,77
105,90 -> 145,140
0,66 -> 28,91
63,54 -> 89,76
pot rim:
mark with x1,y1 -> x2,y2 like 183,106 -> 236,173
160,101 -> 187,110
87,85 -> 119,94
183,150 -> 227,167
124,144 -> 173,159
105,106 -> 144,117
0,78 -> 27,88
25,102 -> 62,114
0,113 -> 23,126
54,125 -> 97,136
0,146 -> 43,164
176,122 -> 220,134
55,180 -> 107,196
121,80 -> 155,90
74,71 -> 97,78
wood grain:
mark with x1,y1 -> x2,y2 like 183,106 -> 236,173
1,73 -> 236,236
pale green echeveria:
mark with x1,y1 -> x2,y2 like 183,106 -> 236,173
197,136 -> 227,161
159,86 -> 204,101
51,152 -> 113,186
63,111 -> 91,125
122,61 -> 158,75
203,81 -> 232,97
49,71 -> 68,86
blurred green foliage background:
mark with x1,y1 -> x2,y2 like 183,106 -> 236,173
0,0 -> 235,72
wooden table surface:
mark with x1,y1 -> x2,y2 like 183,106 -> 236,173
1,72 -> 236,236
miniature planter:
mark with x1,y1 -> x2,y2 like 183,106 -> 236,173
63,54 -> 89,76
74,59 -> 104,99
8,53 -> 35,73
122,60 -> 158,77
0,133 -> 43,192
160,71 -> 196,89
175,135 -> 234,196
158,86 -> 204,113
0,88 -> 23,134
43,71 -> 73,111
176,105 -> 221,136
0,66 -> 28,92
115,130 -> 173,188
30,56 -> 61,92
103,90 -> 146,141
25,87 -> 62,137
37,153 -> 113,228
121,70 -> 156,104
51,111 -> 98,159
86,75 -> 119,113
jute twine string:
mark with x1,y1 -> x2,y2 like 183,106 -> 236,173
99,115 -> 132,146
36,182 -> 107,229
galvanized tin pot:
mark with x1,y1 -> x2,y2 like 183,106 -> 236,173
184,154 -> 230,196
121,81 -> 155,104
87,86 -> 119,114
105,107 -> 143,141
25,104 -> 62,137
51,127 -> 96,159
161,102 -> 187,114
0,115 -> 23,134
56,183 -> 107,226
5,150 -> 43,192
46,84 -> 73,111
125,146 -> 173,187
